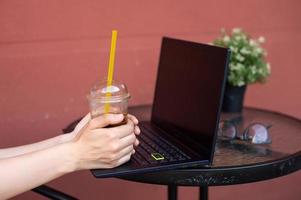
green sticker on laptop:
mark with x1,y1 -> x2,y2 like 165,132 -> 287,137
151,153 -> 165,160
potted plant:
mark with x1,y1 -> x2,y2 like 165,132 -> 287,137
213,28 -> 271,112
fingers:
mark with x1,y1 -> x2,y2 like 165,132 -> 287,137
127,114 -> 139,125
134,138 -> 140,146
110,119 -> 135,139
118,133 -> 136,149
128,115 -> 140,146
134,125 -> 141,135
88,114 -> 124,129
102,145 -> 133,168
116,145 -> 134,160
115,153 -> 132,167
127,115 -> 140,136
126,114 -> 140,135
127,115 -> 140,145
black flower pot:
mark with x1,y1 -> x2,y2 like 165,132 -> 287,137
222,84 -> 246,113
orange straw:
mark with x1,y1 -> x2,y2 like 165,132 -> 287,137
104,30 -> 118,113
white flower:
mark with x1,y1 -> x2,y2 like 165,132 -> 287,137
235,53 -> 245,62
255,47 -> 263,54
237,80 -> 245,86
251,66 -> 256,74
234,35 -> 242,41
223,36 -> 230,42
237,63 -> 244,69
229,46 -> 238,53
249,39 -> 257,46
231,63 -> 244,71
240,47 -> 251,55
258,36 -> 265,43
232,28 -> 242,34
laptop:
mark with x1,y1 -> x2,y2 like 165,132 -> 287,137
91,37 -> 230,178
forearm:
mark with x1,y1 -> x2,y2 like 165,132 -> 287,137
0,134 -> 72,159
0,142 -> 76,199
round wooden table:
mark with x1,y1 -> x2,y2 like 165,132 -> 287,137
117,105 -> 301,200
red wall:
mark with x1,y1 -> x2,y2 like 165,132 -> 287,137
0,0 -> 300,199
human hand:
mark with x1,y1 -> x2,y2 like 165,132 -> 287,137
66,113 -> 140,148
68,114 -> 139,170
126,114 -> 140,148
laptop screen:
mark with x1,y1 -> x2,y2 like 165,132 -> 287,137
151,37 -> 230,161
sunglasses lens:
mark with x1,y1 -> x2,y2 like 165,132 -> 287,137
221,124 -> 237,139
246,124 -> 271,144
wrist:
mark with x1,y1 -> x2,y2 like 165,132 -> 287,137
59,132 -> 76,144
57,142 -> 79,173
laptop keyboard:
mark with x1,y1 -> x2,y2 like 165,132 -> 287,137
131,125 -> 191,166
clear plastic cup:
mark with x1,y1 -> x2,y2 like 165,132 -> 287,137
87,80 -> 131,126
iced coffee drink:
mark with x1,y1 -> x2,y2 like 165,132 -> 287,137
87,80 -> 130,126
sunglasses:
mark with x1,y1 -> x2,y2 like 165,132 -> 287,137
218,117 -> 272,144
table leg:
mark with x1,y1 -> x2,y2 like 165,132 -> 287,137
168,185 -> 178,200
32,185 -> 78,200
199,186 -> 208,200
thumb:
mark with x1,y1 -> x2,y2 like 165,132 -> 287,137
88,113 -> 124,129
74,113 -> 91,132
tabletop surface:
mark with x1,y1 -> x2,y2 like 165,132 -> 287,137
118,105 -> 301,186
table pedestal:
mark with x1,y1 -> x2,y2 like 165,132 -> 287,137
167,185 -> 208,200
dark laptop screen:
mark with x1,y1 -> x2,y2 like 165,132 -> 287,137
151,37 -> 230,161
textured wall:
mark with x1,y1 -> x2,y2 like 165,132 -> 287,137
0,0 -> 300,199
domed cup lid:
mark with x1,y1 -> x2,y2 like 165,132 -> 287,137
87,80 -> 130,103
